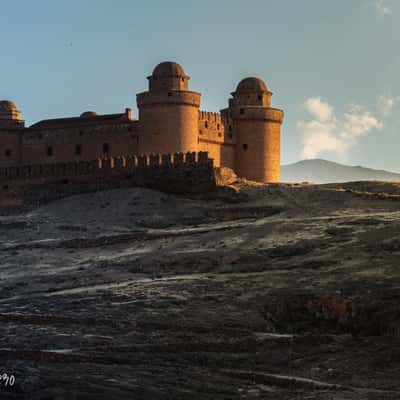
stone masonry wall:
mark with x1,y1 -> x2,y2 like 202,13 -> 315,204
0,152 -> 216,206
198,111 -> 235,169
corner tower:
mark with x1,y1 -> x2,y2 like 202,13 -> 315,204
137,62 -> 201,155
227,77 -> 283,183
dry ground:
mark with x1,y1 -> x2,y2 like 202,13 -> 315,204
0,181 -> 400,399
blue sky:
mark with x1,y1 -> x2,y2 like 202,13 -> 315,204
1,0 -> 399,170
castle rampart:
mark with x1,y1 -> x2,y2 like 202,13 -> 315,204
0,152 -> 216,204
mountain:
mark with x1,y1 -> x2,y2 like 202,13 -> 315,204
281,159 -> 400,184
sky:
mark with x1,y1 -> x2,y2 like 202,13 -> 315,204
1,0 -> 399,171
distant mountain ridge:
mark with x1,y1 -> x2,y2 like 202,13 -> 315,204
281,159 -> 400,184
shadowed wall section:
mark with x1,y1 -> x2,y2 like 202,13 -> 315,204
0,152 -> 216,204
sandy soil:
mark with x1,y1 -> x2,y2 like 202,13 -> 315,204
1,181 -> 400,399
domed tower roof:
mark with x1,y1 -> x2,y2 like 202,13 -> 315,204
152,61 -> 186,78
235,77 -> 269,93
230,77 -> 272,108
148,61 -> 190,91
0,100 -> 23,127
0,100 -> 18,112
80,111 -> 98,118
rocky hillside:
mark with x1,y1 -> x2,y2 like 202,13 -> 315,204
1,181 -> 400,399
282,158 -> 400,183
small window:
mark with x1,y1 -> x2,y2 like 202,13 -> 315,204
258,95 -> 262,101
75,144 -> 82,156
168,92 -> 172,97
46,146 -> 53,157
218,132 -> 222,137
242,144 -> 248,151
205,121 -> 208,128
5,149 -> 11,157
181,77 -> 185,82
228,133 -> 233,139
229,125 -> 232,131
103,143 -> 110,154
240,109 -> 245,115
217,124 -> 220,130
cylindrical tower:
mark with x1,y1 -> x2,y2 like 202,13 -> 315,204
229,77 -> 284,183
136,62 -> 201,155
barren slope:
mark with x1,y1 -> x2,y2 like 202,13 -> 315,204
1,182 -> 400,399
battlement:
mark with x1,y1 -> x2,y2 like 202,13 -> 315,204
0,152 -> 216,203
0,151 -> 213,181
199,111 -> 229,124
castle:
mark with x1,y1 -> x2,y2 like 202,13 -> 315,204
0,61 -> 284,183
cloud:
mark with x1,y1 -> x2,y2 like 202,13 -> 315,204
343,107 -> 383,137
297,120 -> 348,159
298,98 -> 383,160
304,97 -> 334,122
375,0 -> 391,16
377,95 -> 396,116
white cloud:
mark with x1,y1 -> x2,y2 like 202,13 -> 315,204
304,97 -> 334,122
298,98 -> 383,160
377,95 -> 396,116
375,0 -> 391,16
343,108 -> 383,137
298,120 -> 348,159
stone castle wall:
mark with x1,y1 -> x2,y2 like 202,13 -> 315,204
0,151 -> 216,205
198,111 -> 235,169
0,129 -> 23,167
23,122 -> 139,165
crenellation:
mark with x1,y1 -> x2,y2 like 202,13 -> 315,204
0,151 -> 216,197
149,154 -> 161,166
138,155 -> 148,167
185,151 -> 196,164
199,110 -> 223,124
113,157 -> 125,170
173,152 -> 184,164
161,153 -> 173,166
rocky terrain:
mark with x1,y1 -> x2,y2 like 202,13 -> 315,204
1,179 -> 400,399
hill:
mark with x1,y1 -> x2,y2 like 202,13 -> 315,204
2,182 -> 400,398
281,158 -> 400,183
